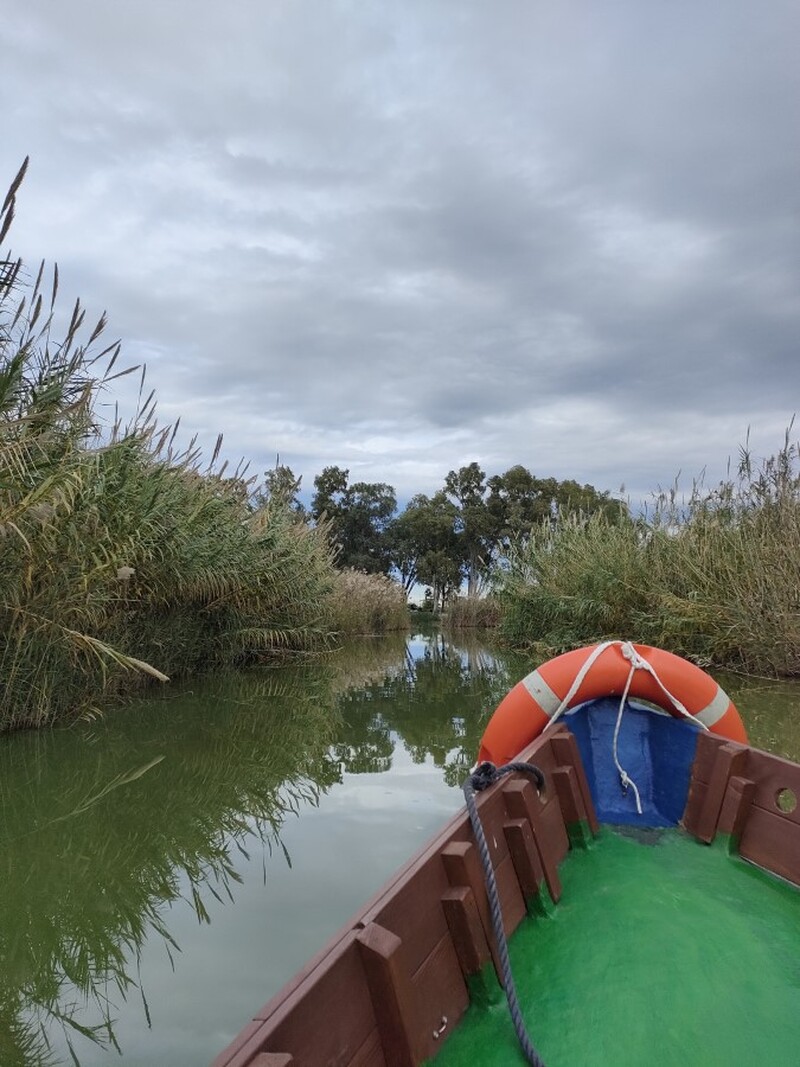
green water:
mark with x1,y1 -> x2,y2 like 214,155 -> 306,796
430,829 -> 800,1067
0,631 -> 798,1066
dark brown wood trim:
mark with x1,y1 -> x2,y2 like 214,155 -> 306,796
356,923 -> 417,1067
214,1021 -> 271,1067
550,728 -> 600,833
551,764 -> 594,847
441,839 -> 503,975
502,778 -> 565,902
718,775 -> 756,851
441,886 -> 491,977
695,741 -> 748,843
503,817 -> 546,906
740,808 -> 800,886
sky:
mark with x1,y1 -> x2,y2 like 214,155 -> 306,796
3,1 -> 799,509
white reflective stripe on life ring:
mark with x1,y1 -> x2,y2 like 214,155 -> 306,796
694,684 -> 732,729
520,669 -> 561,717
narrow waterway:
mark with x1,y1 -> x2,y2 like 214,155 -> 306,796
1,630 -> 798,1067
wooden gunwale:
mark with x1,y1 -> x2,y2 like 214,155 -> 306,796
683,731 -> 800,884
214,725 -> 800,1067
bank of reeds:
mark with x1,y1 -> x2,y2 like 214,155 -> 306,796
442,594 -> 502,630
498,432 -> 800,677
1,162 -> 336,730
324,568 -> 409,635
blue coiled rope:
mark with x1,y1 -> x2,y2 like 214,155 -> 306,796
463,761 -> 547,1067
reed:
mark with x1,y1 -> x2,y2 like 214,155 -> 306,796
498,511 -> 655,657
442,594 -> 502,630
0,162 -> 337,730
498,431 -> 800,677
323,568 -> 409,635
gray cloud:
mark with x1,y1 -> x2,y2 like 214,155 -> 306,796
3,1 -> 799,505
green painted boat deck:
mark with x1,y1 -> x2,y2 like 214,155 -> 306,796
430,827 -> 800,1067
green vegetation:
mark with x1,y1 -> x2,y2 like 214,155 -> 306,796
13,142 -> 797,734
498,432 -> 800,676
0,161 -> 337,731
311,465 -> 397,573
309,461 -> 623,610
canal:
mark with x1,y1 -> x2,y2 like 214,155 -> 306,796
1,629 -> 798,1066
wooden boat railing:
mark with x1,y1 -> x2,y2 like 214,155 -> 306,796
212,726 -> 800,1067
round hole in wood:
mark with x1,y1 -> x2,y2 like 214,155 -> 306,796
775,788 -> 797,814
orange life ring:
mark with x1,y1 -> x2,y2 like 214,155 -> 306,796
478,641 -> 747,765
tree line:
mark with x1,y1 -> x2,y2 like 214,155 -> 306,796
262,460 -> 628,609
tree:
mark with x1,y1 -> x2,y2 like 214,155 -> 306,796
310,465 -> 349,519
416,546 -> 462,611
387,497 -> 425,595
487,466 -> 629,557
311,466 -> 397,573
389,492 -> 460,605
444,463 -> 497,596
487,465 -> 552,549
552,479 -> 627,523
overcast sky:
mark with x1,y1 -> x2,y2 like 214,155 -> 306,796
3,2 -> 799,507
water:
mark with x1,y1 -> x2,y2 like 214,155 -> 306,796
0,630 -> 798,1067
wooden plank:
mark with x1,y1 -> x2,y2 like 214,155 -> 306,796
492,851 -> 527,935
367,852 -> 452,978
356,923 -> 418,1067
441,839 -> 479,886
264,938 -> 378,1067
251,1055 -> 294,1067
550,729 -> 600,833
552,765 -> 594,847
502,778 -> 568,902
681,778 -> 707,834
683,733 -> 735,832
441,886 -> 491,976
503,817 -> 554,915
409,933 -> 470,1062
688,732 -> 727,785
692,742 -> 749,843
348,1029 -> 385,1067
551,765 -> 583,824
504,818 -> 544,898
440,837 -> 526,973
364,789 -> 514,978
739,806 -> 800,887
441,839 -> 502,975
718,775 -> 756,853
742,750 -> 800,825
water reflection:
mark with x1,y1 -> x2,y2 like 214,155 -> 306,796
720,671 -> 800,762
0,670 -> 345,1066
0,631 -> 514,1065
332,631 -> 512,786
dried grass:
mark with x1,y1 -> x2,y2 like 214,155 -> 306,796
442,594 -> 502,630
324,569 -> 409,635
